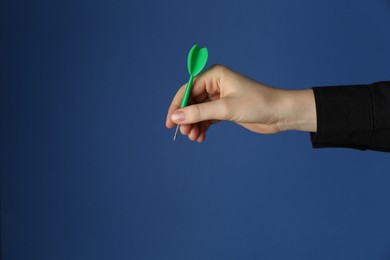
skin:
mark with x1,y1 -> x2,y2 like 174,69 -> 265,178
166,64 -> 317,142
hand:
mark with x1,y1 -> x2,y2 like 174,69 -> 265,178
166,65 -> 316,142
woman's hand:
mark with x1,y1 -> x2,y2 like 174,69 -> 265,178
166,65 -> 316,142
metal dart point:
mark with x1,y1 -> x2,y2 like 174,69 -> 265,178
173,125 -> 180,141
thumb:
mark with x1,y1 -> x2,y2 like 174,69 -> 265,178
171,99 -> 228,124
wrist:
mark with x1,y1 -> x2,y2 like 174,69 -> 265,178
277,89 -> 317,132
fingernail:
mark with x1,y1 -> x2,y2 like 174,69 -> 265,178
171,111 -> 185,123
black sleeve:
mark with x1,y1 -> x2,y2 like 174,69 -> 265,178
310,81 -> 390,152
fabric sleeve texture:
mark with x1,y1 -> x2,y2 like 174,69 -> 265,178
310,81 -> 390,152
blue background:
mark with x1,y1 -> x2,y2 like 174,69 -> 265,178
1,0 -> 390,259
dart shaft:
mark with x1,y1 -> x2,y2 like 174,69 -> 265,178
180,75 -> 194,108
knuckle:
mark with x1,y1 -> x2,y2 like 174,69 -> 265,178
211,64 -> 226,72
195,104 -> 203,121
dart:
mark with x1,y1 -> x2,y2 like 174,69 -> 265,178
173,44 -> 209,141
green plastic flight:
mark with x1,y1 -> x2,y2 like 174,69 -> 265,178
180,44 -> 209,108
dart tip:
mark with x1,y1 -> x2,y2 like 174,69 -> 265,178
173,125 -> 179,141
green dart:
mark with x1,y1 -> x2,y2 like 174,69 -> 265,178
173,44 -> 209,141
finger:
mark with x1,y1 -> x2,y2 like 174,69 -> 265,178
197,120 -> 219,142
188,65 -> 220,98
180,124 -> 192,135
171,99 -> 228,125
188,124 -> 200,141
192,91 -> 209,104
166,66 -> 220,128
196,133 -> 205,143
166,84 -> 186,128
196,122 -> 207,142
166,90 -> 209,129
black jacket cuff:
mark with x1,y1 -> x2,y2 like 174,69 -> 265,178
310,81 -> 390,152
